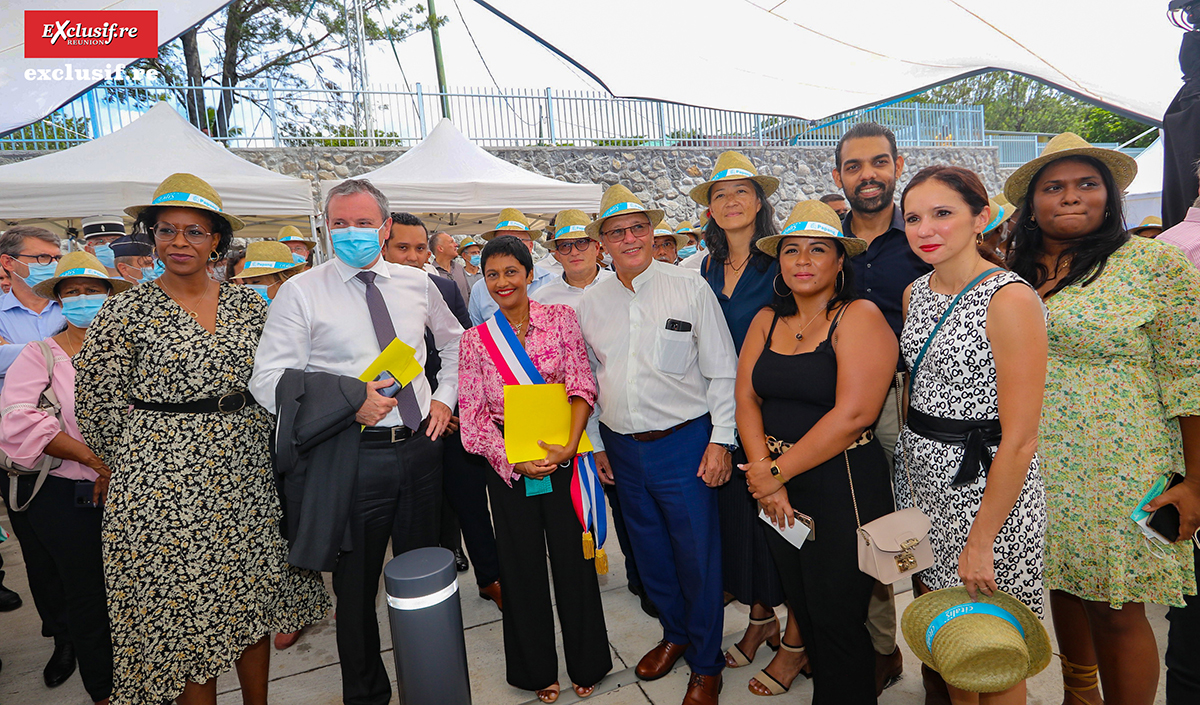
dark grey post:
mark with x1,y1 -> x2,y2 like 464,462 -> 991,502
384,547 -> 472,704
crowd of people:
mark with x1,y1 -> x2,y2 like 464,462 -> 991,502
0,121 -> 1198,705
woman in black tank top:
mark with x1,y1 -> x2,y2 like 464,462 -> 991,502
734,201 -> 898,704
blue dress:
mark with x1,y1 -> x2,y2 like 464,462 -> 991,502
702,254 -> 786,608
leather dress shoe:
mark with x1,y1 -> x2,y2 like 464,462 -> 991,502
479,581 -> 503,611
453,548 -> 469,573
875,645 -> 903,695
635,639 -> 688,681
682,672 -> 722,705
44,638 -> 76,688
0,581 -> 21,611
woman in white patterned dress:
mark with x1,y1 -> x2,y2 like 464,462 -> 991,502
896,166 -> 1048,704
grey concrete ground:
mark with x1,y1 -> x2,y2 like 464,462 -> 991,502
1,506 -> 1170,704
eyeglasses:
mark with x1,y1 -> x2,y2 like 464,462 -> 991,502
599,222 -> 650,244
14,253 -> 63,266
152,224 -> 214,244
553,239 -> 594,255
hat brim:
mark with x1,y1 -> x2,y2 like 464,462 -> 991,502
901,588 -> 1051,685
756,231 -> 867,258
124,201 -> 246,232
280,238 -> 316,249
235,261 -> 305,280
984,204 -> 1014,235
689,174 -> 780,207
1003,147 -> 1137,207
481,227 -> 533,241
33,270 -> 133,300
653,232 -> 689,249
585,209 -> 665,240
1130,225 -> 1163,235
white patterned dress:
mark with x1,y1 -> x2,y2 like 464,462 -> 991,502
895,270 -> 1047,615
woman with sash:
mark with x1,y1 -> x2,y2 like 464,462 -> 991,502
458,235 -> 612,703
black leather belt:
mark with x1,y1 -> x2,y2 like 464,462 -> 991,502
362,418 -> 430,444
906,408 -> 1001,487
132,391 -> 258,414
630,417 -> 697,443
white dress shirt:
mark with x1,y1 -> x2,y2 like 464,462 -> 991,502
576,260 -> 738,446
680,249 -> 706,270
532,266 -> 614,450
250,257 -> 464,427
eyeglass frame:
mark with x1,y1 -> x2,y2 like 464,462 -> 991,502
599,221 -> 652,244
552,238 -> 595,255
151,223 -> 216,245
11,252 -> 64,266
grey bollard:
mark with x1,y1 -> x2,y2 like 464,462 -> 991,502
384,546 -> 472,704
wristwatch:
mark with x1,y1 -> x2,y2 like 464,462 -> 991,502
719,443 -> 738,455
770,462 -> 783,482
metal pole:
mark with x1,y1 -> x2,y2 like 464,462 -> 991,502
428,0 -> 452,120
85,88 -> 102,139
545,87 -> 556,145
385,547 -> 471,704
416,82 -> 428,137
267,79 -> 281,147
656,100 -> 667,144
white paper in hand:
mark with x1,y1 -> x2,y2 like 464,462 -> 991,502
759,508 -> 810,549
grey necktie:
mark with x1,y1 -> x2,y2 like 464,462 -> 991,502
356,270 -> 423,430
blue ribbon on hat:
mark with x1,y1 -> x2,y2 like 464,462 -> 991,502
654,227 -> 673,236
55,267 -> 108,279
984,204 -> 1008,233
554,224 -> 587,238
495,220 -> 528,231
243,260 -> 295,270
781,220 -> 842,237
152,191 -> 223,212
601,201 -> 646,218
925,602 -> 1025,651
711,167 -> 755,181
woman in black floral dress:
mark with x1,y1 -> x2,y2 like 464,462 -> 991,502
74,174 -> 329,705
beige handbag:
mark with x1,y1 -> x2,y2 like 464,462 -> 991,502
846,373 -> 934,585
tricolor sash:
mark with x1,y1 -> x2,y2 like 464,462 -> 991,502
477,313 -> 609,573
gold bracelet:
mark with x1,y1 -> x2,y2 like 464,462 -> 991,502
756,454 -> 770,463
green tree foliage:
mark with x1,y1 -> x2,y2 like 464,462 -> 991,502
911,71 -> 1156,147
0,115 -> 91,150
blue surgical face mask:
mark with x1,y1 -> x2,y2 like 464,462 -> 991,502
92,244 -> 116,269
678,245 -> 697,259
292,253 -> 307,265
469,254 -> 481,267
20,261 -> 58,289
330,225 -> 383,269
247,284 -> 272,304
141,258 -> 165,283
60,293 -> 107,328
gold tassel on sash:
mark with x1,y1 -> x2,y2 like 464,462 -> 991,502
581,531 -> 595,559
594,548 -> 609,575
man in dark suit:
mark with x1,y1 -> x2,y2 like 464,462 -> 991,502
385,213 -> 502,609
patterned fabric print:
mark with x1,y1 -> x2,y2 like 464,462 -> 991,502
458,300 -> 597,482
1039,238 -> 1200,607
896,270 -> 1047,615
74,282 -> 331,705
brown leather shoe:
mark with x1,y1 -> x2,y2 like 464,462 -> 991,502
479,581 -> 503,611
682,672 -> 722,705
635,639 -> 689,681
875,646 -> 902,695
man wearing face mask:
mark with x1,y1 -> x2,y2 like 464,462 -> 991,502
0,226 -> 65,391
80,215 -> 125,277
459,236 -> 483,289
109,234 -> 156,284
251,179 -> 464,705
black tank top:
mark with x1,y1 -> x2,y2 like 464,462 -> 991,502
751,304 -> 849,444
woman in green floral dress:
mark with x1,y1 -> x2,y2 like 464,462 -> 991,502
1005,134 -> 1200,705
74,174 -> 330,705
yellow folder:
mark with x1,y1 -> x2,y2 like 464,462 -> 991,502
503,384 -> 593,463
358,338 -> 423,387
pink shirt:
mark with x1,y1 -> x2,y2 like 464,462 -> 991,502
1158,207 -> 1200,270
458,300 -> 597,484
0,339 -> 96,481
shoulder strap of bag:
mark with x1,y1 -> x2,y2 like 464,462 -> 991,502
5,341 -> 63,512
908,267 -> 1002,390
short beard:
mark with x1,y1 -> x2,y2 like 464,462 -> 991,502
846,179 -> 895,215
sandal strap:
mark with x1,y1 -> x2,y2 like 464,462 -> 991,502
779,641 -> 806,654
1057,654 -> 1100,704
748,614 -> 779,626
751,669 -> 790,695
725,643 -> 752,667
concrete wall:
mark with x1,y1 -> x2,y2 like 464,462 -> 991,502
0,145 -> 1006,224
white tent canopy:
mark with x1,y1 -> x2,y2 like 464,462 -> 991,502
320,118 -> 602,236
0,102 -> 315,240
475,0 -> 1181,125
1126,136 -> 1165,228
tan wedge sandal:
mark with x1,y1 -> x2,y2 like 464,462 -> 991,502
748,641 -> 811,696
1059,654 -> 1102,705
725,614 -> 781,668
536,681 -> 560,703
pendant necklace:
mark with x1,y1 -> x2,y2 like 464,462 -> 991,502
158,277 -> 212,320
787,307 -> 827,341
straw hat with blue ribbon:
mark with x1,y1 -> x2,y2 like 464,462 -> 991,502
585,185 -> 665,239
653,222 -> 688,249
1131,215 -> 1164,236
277,224 -> 315,249
755,200 -> 867,258
689,151 -> 780,207
674,221 -> 702,239
234,241 -> 305,280
1003,132 -> 1137,207
983,196 -> 1014,236
902,587 -> 1051,693
125,173 -> 245,231
33,250 -> 133,299
457,235 -> 484,253
548,209 -> 599,243
481,208 -> 534,241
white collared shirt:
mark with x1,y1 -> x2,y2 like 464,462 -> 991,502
250,256 -> 464,426
680,249 -> 706,270
576,259 -> 737,445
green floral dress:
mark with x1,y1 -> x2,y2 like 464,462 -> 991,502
74,282 -> 331,704
1041,237 -> 1200,607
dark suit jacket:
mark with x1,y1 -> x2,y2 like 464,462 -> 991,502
425,272 -> 471,388
273,369 -> 368,572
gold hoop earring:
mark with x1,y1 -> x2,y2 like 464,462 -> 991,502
209,250 -> 219,262
772,273 -> 790,297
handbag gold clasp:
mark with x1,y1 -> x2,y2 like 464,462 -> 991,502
895,550 -> 917,573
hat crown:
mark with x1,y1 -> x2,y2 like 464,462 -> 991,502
53,251 -> 108,277
245,241 -> 293,264
782,200 -> 843,234
551,209 -> 592,238
152,173 -> 224,211
598,184 -> 650,217
495,208 -> 530,229
932,614 -> 1030,691
277,225 -> 304,240
708,150 -> 761,181
675,221 -> 694,233
1040,132 -> 1094,157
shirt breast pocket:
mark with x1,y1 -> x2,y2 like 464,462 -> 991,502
655,326 -> 696,377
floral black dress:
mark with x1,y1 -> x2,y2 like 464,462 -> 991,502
74,282 -> 330,705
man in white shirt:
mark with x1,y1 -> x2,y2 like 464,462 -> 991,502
467,208 -> 556,325
576,185 -> 738,705
250,179 -> 463,705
